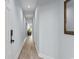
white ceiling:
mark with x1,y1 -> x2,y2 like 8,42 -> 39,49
6,0 -> 57,19
37,0 -> 54,6
19,0 -> 56,19
20,0 -> 37,11
19,0 -> 55,11
19,0 -> 37,19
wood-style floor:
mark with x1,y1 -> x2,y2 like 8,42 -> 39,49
18,36 -> 43,59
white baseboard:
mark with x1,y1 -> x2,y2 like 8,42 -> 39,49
38,52 -> 54,59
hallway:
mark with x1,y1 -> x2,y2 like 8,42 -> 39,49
5,0 -> 74,59
18,36 -> 42,59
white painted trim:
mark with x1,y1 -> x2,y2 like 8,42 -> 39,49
38,52 -> 54,59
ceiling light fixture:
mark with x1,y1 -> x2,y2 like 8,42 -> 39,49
28,5 -> 30,8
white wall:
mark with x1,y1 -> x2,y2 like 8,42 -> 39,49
60,34 -> 74,59
5,0 -> 26,59
57,0 -> 74,59
58,0 -> 74,59
38,0 -> 61,59
38,0 -> 74,59
33,8 -> 39,53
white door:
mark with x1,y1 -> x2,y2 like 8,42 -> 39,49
5,0 -> 26,59
5,1 -> 14,59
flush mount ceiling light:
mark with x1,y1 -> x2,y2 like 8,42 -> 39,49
28,5 -> 31,8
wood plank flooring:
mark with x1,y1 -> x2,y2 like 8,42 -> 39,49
18,36 -> 43,59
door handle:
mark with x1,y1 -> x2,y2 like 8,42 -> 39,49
10,29 -> 14,44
